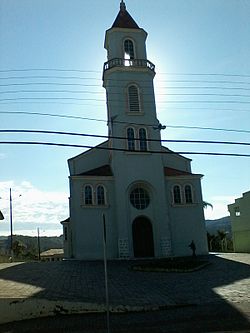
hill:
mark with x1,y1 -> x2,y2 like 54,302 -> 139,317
205,216 -> 232,236
0,235 -> 63,254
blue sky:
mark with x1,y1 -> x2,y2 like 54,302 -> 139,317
0,0 -> 249,236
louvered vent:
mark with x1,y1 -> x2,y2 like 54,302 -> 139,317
128,85 -> 140,112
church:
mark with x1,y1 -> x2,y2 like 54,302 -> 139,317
61,1 -> 208,259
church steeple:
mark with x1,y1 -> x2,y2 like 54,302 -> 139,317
111,0 -> 140,29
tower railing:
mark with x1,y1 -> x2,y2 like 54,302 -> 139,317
103,58 -> 155,73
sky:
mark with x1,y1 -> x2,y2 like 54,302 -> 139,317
0,0 -> 249,236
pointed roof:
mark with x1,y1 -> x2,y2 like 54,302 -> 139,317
112,1 -> 140,29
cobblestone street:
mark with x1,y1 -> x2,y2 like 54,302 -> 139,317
0,253 -> 249,331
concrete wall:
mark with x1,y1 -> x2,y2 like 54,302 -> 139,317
166,176 -> 208,256
69,176 -> 118,259
228,191 -> 250,253
105,28 -> 148,60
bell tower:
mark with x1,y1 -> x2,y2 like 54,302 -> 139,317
103,0 -> 162,154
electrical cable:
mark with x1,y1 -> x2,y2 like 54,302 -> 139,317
1,97 -> 250,105
1,111 -> 250,134
1,141 -> 250,157
1,75 -> 250,87
1,89 -> 250,99
1,68 -> 250,78
1,129 -> 250,147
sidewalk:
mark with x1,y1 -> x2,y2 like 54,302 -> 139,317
0,253 -> 249,325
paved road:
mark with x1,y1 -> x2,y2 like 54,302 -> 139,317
0,253 -> 249,332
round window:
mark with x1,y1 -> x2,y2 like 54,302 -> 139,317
130,188 -> 150,210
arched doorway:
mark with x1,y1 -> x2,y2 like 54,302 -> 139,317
132,216 -> 154,257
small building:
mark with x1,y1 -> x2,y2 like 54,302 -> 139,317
62,1 -> 208,260
228,191 -> 250,253
60,217 -> 71,258
40,249 -> 64,262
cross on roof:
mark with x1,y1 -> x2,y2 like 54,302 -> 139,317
120,0 -> 126,11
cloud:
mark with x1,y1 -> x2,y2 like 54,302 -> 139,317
0,181 -> 68,236
204,195 -> 236,220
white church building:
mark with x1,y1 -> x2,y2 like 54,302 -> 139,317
62,1 -> 208,259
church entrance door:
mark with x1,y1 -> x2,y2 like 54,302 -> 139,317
132,217 -> 154,257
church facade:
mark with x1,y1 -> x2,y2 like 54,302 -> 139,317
62,1 -> 208,259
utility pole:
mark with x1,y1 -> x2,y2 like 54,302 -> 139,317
102,213 -> 110,333
9,188 -> 13,259
37,227 -> 41,261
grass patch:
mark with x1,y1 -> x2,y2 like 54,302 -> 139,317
131,258 -> 210,273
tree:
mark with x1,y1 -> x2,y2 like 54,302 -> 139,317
12,240 -> 26,258
207,232 -> 216,252
217,230 -> 227,252
203,201 -> 213,209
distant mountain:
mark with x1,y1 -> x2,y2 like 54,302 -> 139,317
0,235 -> 63,253
205,216 -> 232,236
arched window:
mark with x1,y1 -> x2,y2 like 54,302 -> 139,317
124,39 -> 135,59
97,185 -> 105,205
127,127 -> 135,151
84,185 -> 93,205
128,85 -> 140,113
173,185 -> 181,204
185,185 -> 193,204
139,128 -> 148,151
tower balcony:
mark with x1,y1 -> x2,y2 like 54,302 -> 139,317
103,58 -> 155,74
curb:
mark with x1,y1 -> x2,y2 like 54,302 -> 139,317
131,261 -> 211,273
0,298 -> 195,324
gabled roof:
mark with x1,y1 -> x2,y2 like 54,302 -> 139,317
78,164 -> 113,177
164,167 -> 203,178
60,217 -> 70,224
112,1 -> 140,29
164,167 -> 192,177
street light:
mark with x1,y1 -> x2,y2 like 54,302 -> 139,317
0,189 -> 21,259
37,227 -> 41,261
9,188 -> 13,257
8,188 -> 21,259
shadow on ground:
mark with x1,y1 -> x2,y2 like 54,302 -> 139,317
0,254 -> 249,332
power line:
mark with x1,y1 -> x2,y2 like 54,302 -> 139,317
1,89 -> 250,99
1,129 -> 250,146
1,75 -> 250,86
1,97 -> 250,105
0,76 -> 101,81
158,72 -> 250,79
1,141 -> 250,157
0,82 -> 102,88
0,97 -> 105,102
0,89 -> 105,95
164,80 -> 250,86
1,111 -> 250,134
165,124 -> 250,134
0,69 -> 100,73
1,68 -> 250,78
0,110 -> 108,123
1,100 -> 250,110
2,82 -> 250,90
